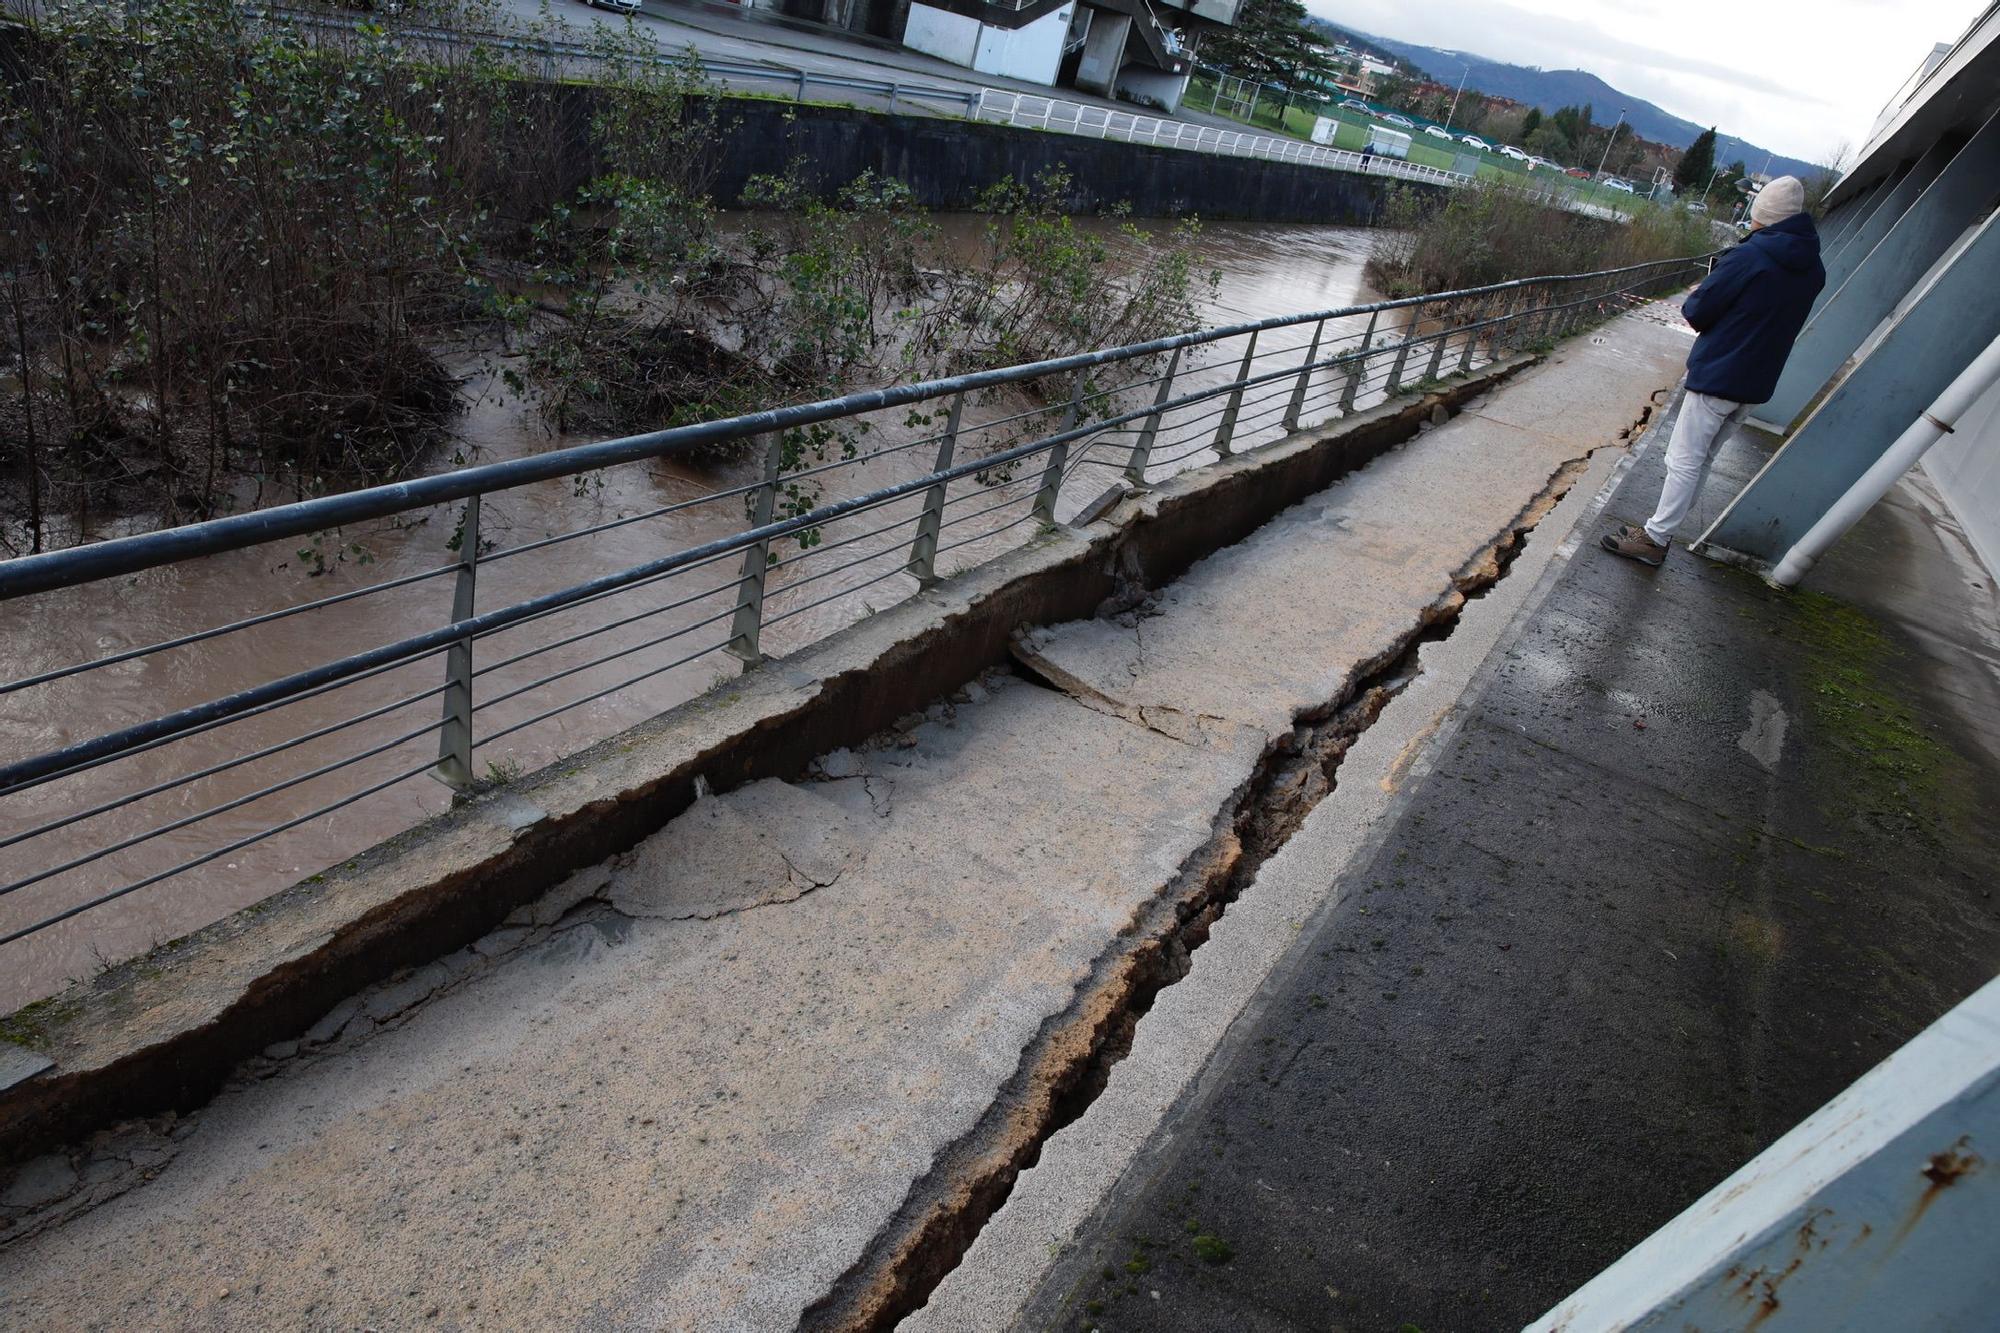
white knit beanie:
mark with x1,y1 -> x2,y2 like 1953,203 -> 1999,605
1750,175 -> 1806,226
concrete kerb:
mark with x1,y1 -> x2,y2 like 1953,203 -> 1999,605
909,370 -> 1679,1333
0,355 -> 1541,1171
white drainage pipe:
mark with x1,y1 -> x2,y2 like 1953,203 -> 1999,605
1770,332 -> 2000,588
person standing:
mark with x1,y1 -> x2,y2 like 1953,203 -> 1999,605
1601,175 -> 1826,565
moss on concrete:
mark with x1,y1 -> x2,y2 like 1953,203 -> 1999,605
1787,586 -> 1961,828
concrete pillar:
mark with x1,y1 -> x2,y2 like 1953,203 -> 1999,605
1760,107 -> 2000,428
1695,208 -> 2000,566
1072,10 -> 1130,96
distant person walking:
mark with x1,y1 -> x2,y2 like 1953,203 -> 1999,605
1601,175 -> 1826,566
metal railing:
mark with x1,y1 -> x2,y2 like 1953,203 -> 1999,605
974,89 -> 1473,188
0,256 -> 1705,987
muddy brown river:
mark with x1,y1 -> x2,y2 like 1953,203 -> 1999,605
0,219 -> 1382,1011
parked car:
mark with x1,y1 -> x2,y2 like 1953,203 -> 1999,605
1565,166 -> 1591,179
1498,145 -> 1528,161
1422,125 -> 1453,140
592,0 -> 641,13
1525,155 -> 1551,170
1603,177 -> 1637,194
1381,113 -> 1415,129
1338,99 -> 1370,112
1458,133 -> 1489,151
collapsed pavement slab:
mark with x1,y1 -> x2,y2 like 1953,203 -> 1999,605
1014,313 -> 1693,742
0,674 -> 1264,1330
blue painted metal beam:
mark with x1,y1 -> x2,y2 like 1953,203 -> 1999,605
1817,158 -> 1912,259
1761,107 -> 2000,428
1695,209 -> 2000,566
1529,975 -> 2000,1333
1817,170 -> 1892,252
1815,137 -> 1959,305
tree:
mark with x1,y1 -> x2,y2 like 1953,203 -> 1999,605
1522,106 -> 1543,138
1483,105 -> 1529,146
1525,122 -> 1573,163
1550,103 -> 1593,148
1205,0 -> 1338,101
1674,126 -> 1718,194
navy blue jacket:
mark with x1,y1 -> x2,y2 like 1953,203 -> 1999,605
1682,212 -> 1825,405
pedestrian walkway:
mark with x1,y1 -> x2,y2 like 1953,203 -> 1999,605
1002,390 -> 2000,1331
0,316 -> 1691,1330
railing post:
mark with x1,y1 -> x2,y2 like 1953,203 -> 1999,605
1283,319 -> 1324,432
1386,305 -> 1419,392
1033,374 -> 1085,525
1214,327 -> 1259,456
1127,346 -> 1180,485
727,432 -> 784,670
795,68 -> 807,101
1424,303 -> 1451,382
1502,288 -> 1533,354
1458,304 -> 1480,374
1341,309 -> 1378,413
434,493 -> 480,793
906,391 -> 963,589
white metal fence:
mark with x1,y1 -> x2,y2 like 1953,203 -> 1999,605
974,90 -> 1642,221
975,90 -> 1474,188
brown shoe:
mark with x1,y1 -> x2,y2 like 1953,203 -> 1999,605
1601,528 -> 1667,566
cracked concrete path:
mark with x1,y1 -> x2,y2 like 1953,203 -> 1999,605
1014,314 -> 1693,741
0,308 -> 1692,1333
0,678 -> 1261,1332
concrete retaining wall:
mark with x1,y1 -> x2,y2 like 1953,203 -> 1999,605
704,98 -> 1430,221
0,357 -> 1534,1167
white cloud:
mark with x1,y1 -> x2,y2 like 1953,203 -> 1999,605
1305,0 -> 1988,164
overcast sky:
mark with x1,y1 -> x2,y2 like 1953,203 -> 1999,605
1308,0 -> 1987,165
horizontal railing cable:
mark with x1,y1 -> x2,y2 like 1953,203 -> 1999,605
0,256 -> 1706,954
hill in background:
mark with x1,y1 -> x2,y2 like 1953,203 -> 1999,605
1312,21 -> 1825,178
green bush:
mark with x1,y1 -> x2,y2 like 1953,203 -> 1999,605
1366,181 -> 1709,297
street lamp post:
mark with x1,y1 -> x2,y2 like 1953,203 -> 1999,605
1594,108 -> 1627,181
1443,64 -> 1469,132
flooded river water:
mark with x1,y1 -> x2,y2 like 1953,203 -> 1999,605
0,219 -> 1382,1010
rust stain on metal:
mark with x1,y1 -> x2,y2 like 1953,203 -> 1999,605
1891,1137 -> 1982,1248
1736,1255 -> 1802,1330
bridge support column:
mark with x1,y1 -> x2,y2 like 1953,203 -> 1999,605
1760,106 -> 2000,429
1694,208 -> 2000,567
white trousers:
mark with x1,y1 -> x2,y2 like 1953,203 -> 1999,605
1646,390 -> 1748,545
